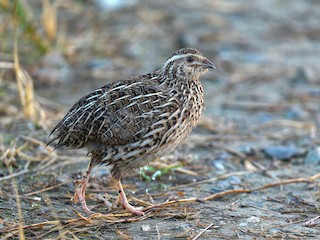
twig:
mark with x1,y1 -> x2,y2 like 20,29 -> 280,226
252,178 -> 313,191
156,225 -> 161,240
310,173 -> 320,180
167,171 -> 248,191
144,197 -> 198,212
25,181 -> 72,196
130,196 -> 154,207
72,209 -> 92,223
210,143 -> 246,159
203,189 -> 251,201
0,168 -> 30,182
192,223 -> 215,240
145,173 -> 320,212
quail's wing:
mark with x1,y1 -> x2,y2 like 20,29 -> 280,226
48,79 -> 179,149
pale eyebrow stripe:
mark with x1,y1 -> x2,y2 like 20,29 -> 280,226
162,53 -> 197,68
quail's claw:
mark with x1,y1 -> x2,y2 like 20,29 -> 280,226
114,178 -> 145,216
74,183 -> 93,214
73,165 -> 94,214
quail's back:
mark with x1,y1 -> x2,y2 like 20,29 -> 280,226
49,48 -> 215,215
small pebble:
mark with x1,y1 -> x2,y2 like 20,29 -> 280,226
211,176 -> 241,193
256,202 -> 264,208
246,216 -> 261,223
239,144 -> 257,156
219,152 -> 232,160
211,159 -> 225,171
239,216 -> 261,227
290,67 -> 309,84
262,145 -> 297,160
238,221 -> 248,227
141,224 -> 151,231
211,152 -> 231,173
174,224 -> 192,231
33,197 -> 42,201
227,176 -> 242,185
268,227 -> 281,233
285,106 -> 308,120
256,113 -> 273,123
216,180 -> 232,190
305,147 -> 320,165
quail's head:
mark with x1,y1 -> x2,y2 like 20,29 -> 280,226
163,48 -> 216,78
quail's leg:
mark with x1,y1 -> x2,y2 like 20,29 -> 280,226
73,162 -> 94,214
113,178 -> 144,216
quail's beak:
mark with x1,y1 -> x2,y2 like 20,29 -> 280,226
200,58 -> 216,69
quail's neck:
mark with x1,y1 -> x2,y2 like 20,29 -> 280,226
158,64 -> 200,89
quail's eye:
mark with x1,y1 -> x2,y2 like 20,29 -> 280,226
186,56 -> 194,62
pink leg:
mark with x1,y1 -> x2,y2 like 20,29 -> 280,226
113,178 -> 144,216
73,163 -> 94,214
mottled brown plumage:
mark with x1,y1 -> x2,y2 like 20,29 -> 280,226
49,48 -> 215,215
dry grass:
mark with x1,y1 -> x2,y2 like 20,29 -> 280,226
0,40 -> 48,128
42,0 -> 57,42
13,38 -> 45,125
0,0 -> 54,127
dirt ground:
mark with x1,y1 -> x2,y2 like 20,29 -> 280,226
1,0 -> 320,239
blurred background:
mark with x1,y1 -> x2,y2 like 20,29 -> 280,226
1,0 -> 320,239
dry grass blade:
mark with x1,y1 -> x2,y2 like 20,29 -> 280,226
14,40 -> 37,122
7,165 -> 26,240
13,33 -> 47,127
42,0 -> 57,41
